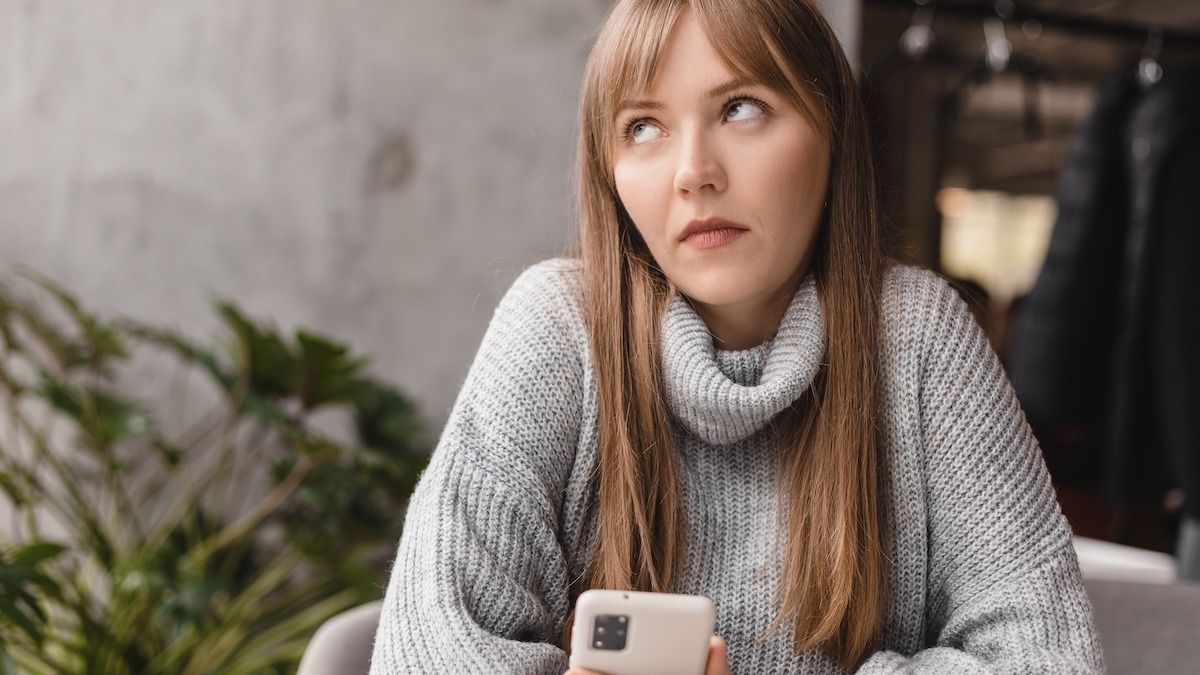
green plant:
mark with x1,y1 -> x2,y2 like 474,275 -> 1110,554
0,270 -> 429,674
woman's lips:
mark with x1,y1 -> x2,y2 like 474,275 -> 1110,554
683,227 -> 747,250
678,216 -> 750,250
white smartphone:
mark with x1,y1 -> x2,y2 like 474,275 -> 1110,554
568,589 -> 716,675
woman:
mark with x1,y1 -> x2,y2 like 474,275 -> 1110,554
370,0 -> 1103,672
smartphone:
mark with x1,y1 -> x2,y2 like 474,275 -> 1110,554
568,589 -> 716,675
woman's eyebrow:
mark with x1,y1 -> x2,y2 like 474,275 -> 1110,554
704,77 -> 757,100
614,77 -> 757,116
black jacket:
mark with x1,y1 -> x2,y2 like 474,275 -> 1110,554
1009,66 -> 1200,518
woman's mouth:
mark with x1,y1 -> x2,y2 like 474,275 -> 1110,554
683,227 -> 747,249
678,217 -> 750,250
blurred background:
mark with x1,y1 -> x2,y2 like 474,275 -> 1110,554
861,0 -> 1200,572
1,1 -> 1198,673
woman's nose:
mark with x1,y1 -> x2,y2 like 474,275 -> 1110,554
673,131 -> 726,194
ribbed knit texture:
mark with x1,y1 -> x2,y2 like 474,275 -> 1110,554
662,277 -> 821,446
369,258 -> 1104,674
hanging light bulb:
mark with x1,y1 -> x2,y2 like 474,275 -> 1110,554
983,1 -> 1013,73
900,0 -> 936,61
1138,27 -> 1164,88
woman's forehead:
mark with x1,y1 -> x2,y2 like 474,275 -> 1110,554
597,6 -> 826,128
608,47 -> 772,109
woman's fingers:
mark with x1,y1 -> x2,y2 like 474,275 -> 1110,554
706,635 -> 732,675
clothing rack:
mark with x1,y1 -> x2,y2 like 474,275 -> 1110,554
864,0 -> 1200,50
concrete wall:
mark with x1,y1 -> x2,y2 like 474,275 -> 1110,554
1,0 -> 608,430
814,0 -> 861,74
1,0 -> 858,432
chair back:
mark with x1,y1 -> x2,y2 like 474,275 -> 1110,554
296,600 -> 382,675
1084,578 -> 1200,674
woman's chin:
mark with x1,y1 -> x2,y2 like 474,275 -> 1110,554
673,278 -> 762,309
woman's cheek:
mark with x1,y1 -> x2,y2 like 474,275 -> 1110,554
615,167 -> 670,250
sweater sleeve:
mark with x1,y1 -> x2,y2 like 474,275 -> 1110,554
369,260 -> 585,674
859,274 -> 1104,674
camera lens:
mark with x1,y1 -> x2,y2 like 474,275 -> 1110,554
591,614 -> 630,651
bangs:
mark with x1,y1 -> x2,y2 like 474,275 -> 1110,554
594,0 -> 826,132
594,0 -> 685,123
692,0 -> 826,128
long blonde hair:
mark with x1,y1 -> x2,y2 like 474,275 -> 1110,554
568,0 -> 887,668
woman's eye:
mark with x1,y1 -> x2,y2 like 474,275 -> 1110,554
627,120 -> 664,144
725,99 -> 765,122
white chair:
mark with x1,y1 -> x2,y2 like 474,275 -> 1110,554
295,600 -> 381,675
1072,535 -> 1177,584
1084,578 -> 1200,673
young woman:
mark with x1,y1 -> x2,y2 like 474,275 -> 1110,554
370,0 -> 1103,672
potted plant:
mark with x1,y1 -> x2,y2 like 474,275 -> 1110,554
0,270 -> 428,674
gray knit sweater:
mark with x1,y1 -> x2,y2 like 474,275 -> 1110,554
370,258 -> 1104,674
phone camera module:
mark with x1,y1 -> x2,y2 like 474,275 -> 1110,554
591,614 -> 629,650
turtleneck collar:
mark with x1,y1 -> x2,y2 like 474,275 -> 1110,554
660,277 -> 825,446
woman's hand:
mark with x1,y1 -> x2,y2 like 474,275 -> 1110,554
565,635 -> 732,675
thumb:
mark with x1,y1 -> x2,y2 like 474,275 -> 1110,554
706,635 -> 732,675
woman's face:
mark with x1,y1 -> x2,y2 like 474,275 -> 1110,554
611,10 -> 830,313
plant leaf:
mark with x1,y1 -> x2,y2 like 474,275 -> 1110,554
0,287 -> 88,370
0,543 -> 64,648
18,269 -> 128,366
0,471 -> 29,508
11,543 -> 66,568
293,331 -> 368,410
37,376 -> 150,450
217,302 -> 297,399
351,378 -> 425,456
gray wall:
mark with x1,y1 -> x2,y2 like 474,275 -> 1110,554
817,0 -> 860,74
1,0 -> 857,433
2,0 -> 606,429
